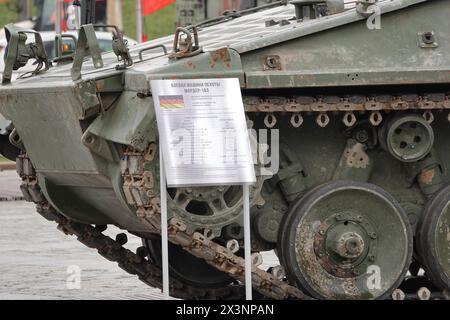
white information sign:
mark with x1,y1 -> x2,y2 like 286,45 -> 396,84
150,78 -> 256,187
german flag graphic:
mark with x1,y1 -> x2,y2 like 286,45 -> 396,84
158,95 -> 185,109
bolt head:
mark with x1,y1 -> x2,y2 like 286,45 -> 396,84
355,130 -> 369,143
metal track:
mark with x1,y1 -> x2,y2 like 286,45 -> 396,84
16,154 -> 245,300
121,146 -> 310,300
243,93 -> 450,128
243,93 -> 450,112
14,91 -> 450,300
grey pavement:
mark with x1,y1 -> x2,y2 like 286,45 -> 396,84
0,170 -> 23,201
0,170 -> 278,299
0,200 -> 165,299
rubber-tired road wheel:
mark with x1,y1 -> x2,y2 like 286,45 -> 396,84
0,134 -> 19,161
417,184 -> 450,292
143,238 -> 233,289
278,180 -> 413,300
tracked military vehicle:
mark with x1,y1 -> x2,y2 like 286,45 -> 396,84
1,0 -> 450,300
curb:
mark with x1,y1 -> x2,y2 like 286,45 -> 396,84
0,161 -> 16,171
0,195 -> 25,202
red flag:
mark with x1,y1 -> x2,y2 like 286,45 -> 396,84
142,0 -> 175,16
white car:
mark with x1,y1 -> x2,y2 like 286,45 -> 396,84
40,30 -> 137,59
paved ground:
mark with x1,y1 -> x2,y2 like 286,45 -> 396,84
0,201 -> 165,299
0,170 -> 278,300
0,169 -> 23,201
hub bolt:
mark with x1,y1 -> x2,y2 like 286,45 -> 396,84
330,232 -> 365,259
355,130 -> 369,143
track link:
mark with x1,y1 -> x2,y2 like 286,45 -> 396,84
16,154 -> 245,300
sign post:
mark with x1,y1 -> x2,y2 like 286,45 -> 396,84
243,182 -> 252,300
136,0 -> 144,42
151,78 -> 256,300
159,145 -> 170,299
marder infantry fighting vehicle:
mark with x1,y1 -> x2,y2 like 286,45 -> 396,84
1,0 -> 450,300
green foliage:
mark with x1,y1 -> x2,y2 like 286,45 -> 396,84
0,1 -> 19,29
121,1 -> 176,40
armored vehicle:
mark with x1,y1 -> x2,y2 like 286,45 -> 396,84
1,0 -> 450,300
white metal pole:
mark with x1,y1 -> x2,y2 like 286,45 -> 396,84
107,0 -> 123,30
74,5 -> 81,30
26,0 -> 32,19
55,0 -> 62,34
136,0 -> 144,43
160,145 -> 170,300
243,182 -> 252,300
115,0 -> 124,30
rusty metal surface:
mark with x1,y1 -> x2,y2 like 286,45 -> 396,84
243,93 -> 450,113
242,93 -> 450,131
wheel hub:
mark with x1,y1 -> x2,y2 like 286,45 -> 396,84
329,231 -> 365,259
382,114 -> 434,162
315,213 -> 377,278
